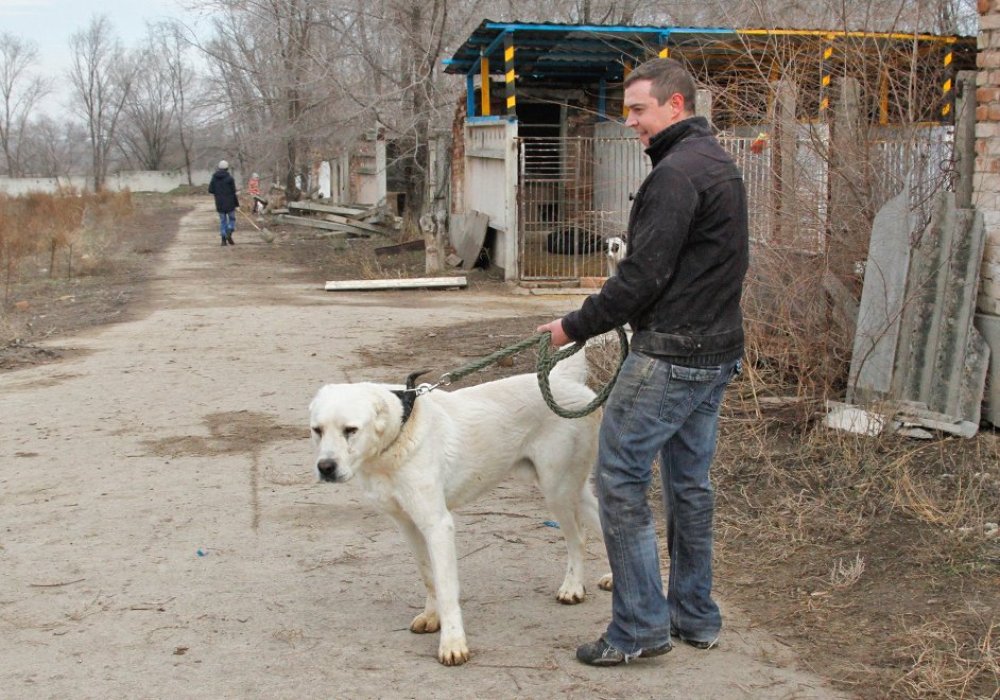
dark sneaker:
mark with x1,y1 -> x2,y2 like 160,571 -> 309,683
221,238 -> 228,246
671,627 -> 719,649
576,636 -> 671,666
226,233 -> 235,245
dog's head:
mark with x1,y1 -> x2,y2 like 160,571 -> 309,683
606,236 -> 627,276
308,383 -> 402,483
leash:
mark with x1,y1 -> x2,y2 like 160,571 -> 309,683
393,328 -> 629,420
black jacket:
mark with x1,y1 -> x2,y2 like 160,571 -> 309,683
562,117 -> 748,366
208,169 -> 239,213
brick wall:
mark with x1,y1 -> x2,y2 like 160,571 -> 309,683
977,0 -> 1000,314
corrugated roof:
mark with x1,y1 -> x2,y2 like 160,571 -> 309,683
443,20 -> 974,84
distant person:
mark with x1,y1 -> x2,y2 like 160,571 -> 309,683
247,172 -> 265,214
208,160 -> 239,246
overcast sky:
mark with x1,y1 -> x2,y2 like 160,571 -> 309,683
1,0 -> 196,112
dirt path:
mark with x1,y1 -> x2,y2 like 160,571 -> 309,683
1,200 -> 848,699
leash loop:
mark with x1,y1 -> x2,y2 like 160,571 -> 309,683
411,327 -> 629,418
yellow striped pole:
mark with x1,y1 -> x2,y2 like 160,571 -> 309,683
819,34 -> 834,118
480,52 -> 490,117
941,43 -> 954,119
504,33 -> 516,117
623,62 -> 631,118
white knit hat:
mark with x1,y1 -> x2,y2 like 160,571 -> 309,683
218,160 -> 229,170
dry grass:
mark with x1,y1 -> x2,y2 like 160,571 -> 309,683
580,240 -> 999,698
892,617 -> 999,699
0,189 -> 134,305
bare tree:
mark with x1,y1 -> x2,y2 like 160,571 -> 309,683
0,33 -> 50,177
195,0 -> 339,199
119,32 -> 177,170
67,15 -> 138,190
19,116 -> 89,180
159,24 -> 200,184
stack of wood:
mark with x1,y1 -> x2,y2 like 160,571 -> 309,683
272,201 -> 398,239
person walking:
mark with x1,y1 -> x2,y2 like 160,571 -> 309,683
208,160 -> 239,246
536,57 -> 749,666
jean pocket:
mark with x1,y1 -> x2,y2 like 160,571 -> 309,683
669,364 -> 722,383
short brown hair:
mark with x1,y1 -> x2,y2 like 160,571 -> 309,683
623,57 -> 696,112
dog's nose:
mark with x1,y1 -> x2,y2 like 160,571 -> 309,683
316,458 -> 338,482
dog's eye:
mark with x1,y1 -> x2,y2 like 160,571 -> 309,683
343,426 -> 358,438
311,427 -> 322,437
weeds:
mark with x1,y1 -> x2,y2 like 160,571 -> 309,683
0,189 -> 133,306
582,274 -> 999,698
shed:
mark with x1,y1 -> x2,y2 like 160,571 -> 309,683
444,20 -> 976,283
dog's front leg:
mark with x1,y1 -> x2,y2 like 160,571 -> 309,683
391,515 -> 440,634
419,511 -> 469,666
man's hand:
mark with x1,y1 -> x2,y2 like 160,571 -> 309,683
536,319 -> 571,347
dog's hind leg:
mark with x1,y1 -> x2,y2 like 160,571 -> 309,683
578,482 -> 613,591
391,515 -> 440,634
534,462 -> 590,604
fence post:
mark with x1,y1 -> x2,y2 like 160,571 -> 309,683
828,77 -> 864,277
954,70 -> 976,209
774,78 -> 798,245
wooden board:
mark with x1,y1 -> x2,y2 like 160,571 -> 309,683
288,201 -> 368,218
321,214 -> 388,235
324,277 -> 467,291
275,214 -> 371,237
374,239 -> 425,256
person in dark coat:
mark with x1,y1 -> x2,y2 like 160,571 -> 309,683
538,57 -> 749,667
208,160 -> 239,246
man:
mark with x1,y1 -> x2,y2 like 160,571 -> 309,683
208,160 -> 239,246
537,57 -> 748,666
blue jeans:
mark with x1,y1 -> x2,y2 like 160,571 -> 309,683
596,351 -> 739,656
218,211 -> 236,238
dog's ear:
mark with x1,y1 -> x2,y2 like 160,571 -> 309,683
373,394 -> 389,436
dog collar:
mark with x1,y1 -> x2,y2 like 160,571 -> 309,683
390,370 -> 431,425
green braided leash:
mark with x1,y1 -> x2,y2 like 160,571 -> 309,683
432,327 -> 630,419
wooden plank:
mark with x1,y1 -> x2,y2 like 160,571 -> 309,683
324,276 -> 467,291
275,214 -> 371,237
375,239 -> 425,257
288,201 -> 368,218
322,214 -> 388,235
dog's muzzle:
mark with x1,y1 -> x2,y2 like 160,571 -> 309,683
316,458 -> 339,483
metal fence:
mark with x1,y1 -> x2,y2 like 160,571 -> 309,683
515,125 -> 954,281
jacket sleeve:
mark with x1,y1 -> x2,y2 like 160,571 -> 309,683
562,164 -> 697,342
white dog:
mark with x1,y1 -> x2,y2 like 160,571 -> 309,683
309,350 -> 607,666
606,235 -> 627,276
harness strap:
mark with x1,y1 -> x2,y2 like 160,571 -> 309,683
390,370 -> 431,425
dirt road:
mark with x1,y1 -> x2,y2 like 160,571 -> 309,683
1,200 -> 847,698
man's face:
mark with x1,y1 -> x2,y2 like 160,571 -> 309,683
624,79 -> 685,147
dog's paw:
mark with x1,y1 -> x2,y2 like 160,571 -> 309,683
409,611 -> 440,634
438,635 -> 470,666
556,583 -> 586,605
597,573 -> 613,591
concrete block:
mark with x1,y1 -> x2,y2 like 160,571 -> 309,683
849,187 -> 910,401
975,313 -> 1000,426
